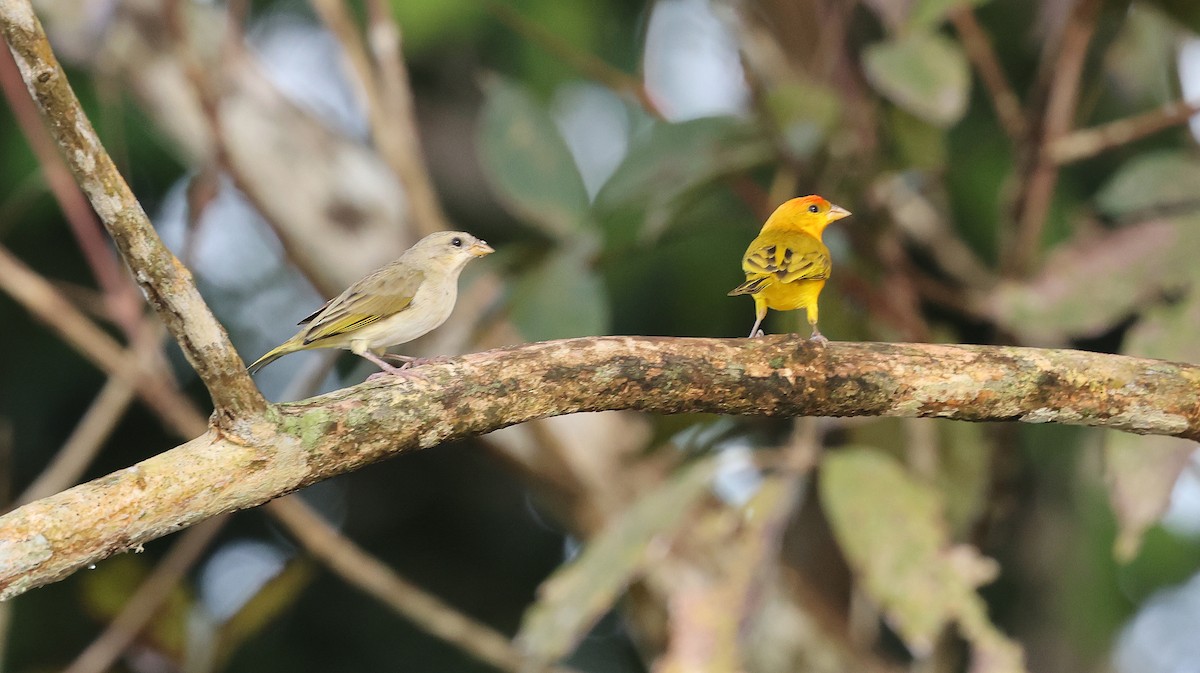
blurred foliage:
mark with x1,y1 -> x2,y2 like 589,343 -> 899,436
4,0 -> 1200,673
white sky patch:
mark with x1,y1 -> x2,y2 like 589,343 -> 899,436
1178,39 -> 1200,143
1114,572 -> 1200,673
643,0 -> 750,121
551,82 -> 630,199
1161,451 -> 1200,538
198,539 -> 290,622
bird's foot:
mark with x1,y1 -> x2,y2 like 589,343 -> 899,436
366,366 -> 428,382
753,329 -> 765,338
808,330 -> 829,345
380,354 -> 448,368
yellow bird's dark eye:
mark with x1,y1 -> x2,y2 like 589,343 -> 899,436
807,204 -> 820,214
451,237 -> 463,247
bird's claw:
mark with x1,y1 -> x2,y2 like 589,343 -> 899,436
367,367 -> 428,383
380,354 -> 448,368
808,332 -> 829,345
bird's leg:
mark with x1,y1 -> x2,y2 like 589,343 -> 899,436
749,300 -> 768,338
805,305 -> 827,344
380,352 -> 449,368
807,317 -> 828,345
358,350 -> 426,381
379,353 -> 420,367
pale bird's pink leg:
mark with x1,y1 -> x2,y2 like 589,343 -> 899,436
359,351 -> 426,381
380,353 -> 447,368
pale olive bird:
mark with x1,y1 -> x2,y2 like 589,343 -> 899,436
248,231 -> 494,376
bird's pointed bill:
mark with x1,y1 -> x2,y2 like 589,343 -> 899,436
470,240 -> 495,257
829,205 -> 851,221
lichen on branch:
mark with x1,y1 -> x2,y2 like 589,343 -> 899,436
2,335 -> 1198,600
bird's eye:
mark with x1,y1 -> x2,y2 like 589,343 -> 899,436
451,237 -> 463,248
807,204 -> 820,214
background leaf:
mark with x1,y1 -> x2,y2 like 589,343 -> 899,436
863,32 -> 971,127
982,216 -> 1198,345
516,458 -> 717,667
478,76 -> 592,240
509,242 -> 611,341
593,116 -> 772,244
820,447 -> 1025,672
1095,150 -> 1200,218
907,0 -> 993,30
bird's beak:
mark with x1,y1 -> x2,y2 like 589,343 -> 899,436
470,240 -> 495,257
828,204 -> 851,222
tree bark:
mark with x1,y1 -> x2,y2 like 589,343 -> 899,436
2,335 -> 1198,600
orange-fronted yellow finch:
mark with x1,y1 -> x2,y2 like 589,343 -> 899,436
728,195 -> 851,341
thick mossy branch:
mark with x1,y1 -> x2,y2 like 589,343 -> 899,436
2,336 -> 1198,600
0,0 -> 265,420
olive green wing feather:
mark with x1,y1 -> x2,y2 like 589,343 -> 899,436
300,265 -> 426,344
730,237 -> 829,296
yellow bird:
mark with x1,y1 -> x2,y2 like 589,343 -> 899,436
728,195 -> 851,341
248,231 -> 494,376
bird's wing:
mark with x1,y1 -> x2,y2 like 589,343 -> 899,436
742,236 -> 830,284
301,266 -> 426,344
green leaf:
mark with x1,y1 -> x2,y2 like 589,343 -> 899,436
478,76 -> 591,240
387,0 -> 486,54
509,243 -> 611,341
1105,257 -> 1200,561
516,458 -> 718,666
863,33 -> 971,127
983,215 -> 1199,345
1144,0 -> 1200,33
908,0 -> 992,30
81,555 -> 192,659
820,447 -> 1026,672
1095,150 -> 1200,218
593,116 -> 772,244
760,80 -> 841,160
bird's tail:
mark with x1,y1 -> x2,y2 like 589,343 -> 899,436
728,276 -> 771,296
247,339 -> 301,375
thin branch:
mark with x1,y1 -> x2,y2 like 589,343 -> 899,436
2,336 -> 1199,600
482,0 -> 660,115
948,5 -> 1026,143
0,245 -> 208,436
15,377 -> 136,505
267,497 -> 581,673
1005,0 -> 1101,277
0,203 -> 526,671
59,516 -> 229,673
0,0 -> 266,421
0,43 -> 144,338
311,0 -> 447,236
1048,98 -> 1200,165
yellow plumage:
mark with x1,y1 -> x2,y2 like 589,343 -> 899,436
729,195 -> 851,341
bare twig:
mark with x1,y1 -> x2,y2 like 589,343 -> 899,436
15,378 -> 136,505
1005,0 -> 1102,277
0,42 -> 143,338
482,0 -> 659,115
0,0 -> 266,421
0,245 -> 208,436
1049,98 -> 1200,164
310,0 -> 447,236
268,497 -> 580,673
948,5 -> 1026,143
3,336 -> 1200,599
59,516 -> 229,673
